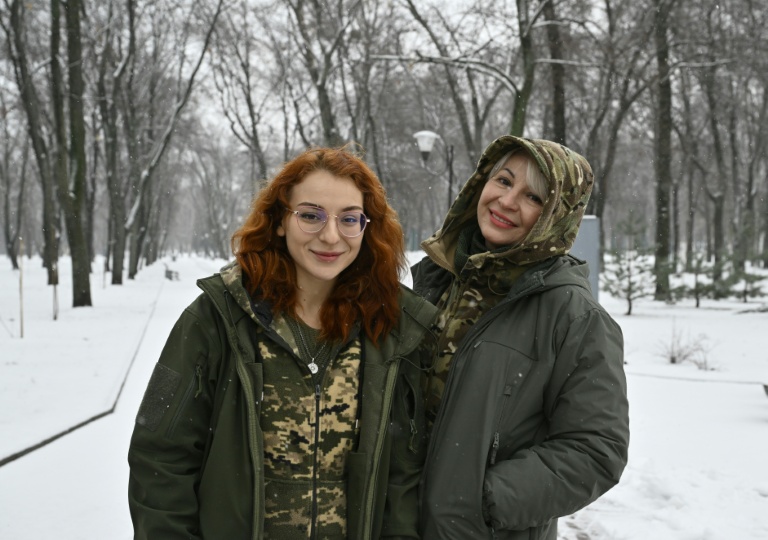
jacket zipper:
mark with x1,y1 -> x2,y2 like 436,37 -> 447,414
166,363 -> 202,436
489,384 -> 513,465
310,382 -> 321,539
401,377 -> 420,454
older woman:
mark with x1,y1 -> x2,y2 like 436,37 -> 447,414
412,136 -> 629,540
129,146 -> 436,539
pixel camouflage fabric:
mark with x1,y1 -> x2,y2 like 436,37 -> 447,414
221,262 -> 359,539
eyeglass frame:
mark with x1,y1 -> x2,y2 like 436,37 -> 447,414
286,205 -> 371,238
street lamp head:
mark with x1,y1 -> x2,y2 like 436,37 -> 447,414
413,130 -> 440,164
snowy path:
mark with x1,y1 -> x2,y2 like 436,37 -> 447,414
0,257 -> 218,539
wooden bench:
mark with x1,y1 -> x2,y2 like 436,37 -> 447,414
164,264 -> 180,281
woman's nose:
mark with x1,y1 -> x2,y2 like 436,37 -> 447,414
318,216 -> 341,242
498,189 -> 521,210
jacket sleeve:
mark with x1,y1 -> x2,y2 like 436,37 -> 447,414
381,350 -> 430,539
483,307 -> 629,531
127,298 -> 223,539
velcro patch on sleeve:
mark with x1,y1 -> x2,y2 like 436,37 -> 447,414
135,362 -> 182,432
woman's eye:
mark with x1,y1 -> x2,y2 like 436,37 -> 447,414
299,211 -> 323,221
494,176 -> 511,187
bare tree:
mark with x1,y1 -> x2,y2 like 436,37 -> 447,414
3,0 -> 60,287
0,98 -> 28,269
210,0 -> 270,194
541,0 -> 566,144
122,0 -> 224,279
56,0 -> 92,306
91,0 -> 130,284
580,0 -> 656,258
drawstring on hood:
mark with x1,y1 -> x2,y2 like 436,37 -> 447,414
422,136 -> 594,271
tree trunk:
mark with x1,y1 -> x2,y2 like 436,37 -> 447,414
652,0 -> 673,301
8,0 -> 60,286
59,0 -> 92,306
542,0 -> 566,145
728,104 -> 745,273
684,166 -> 695,272
1,115 -> 27,270
95,3 -> 128,285
510,0 -> 537,137
761,193 -> 768,267
702,64 -> 728,283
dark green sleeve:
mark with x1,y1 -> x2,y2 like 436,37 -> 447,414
381,353 -> 428,539
127,299 -> 223,539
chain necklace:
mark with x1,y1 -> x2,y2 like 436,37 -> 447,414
289,317 -> 328,375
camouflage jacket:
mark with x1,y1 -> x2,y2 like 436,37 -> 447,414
128,262 -> 437,540
412,136 -> 629,540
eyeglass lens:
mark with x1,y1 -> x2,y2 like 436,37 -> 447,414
294,206 -> 368,237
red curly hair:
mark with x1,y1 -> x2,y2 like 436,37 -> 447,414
231,146 -> 406,346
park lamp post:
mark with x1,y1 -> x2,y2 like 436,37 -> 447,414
413,130 -> 455,210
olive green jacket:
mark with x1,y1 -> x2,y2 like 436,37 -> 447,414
413,136 -> 629,540
128,265 -> 437,539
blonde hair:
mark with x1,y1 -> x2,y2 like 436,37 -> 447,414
488,150 -> 548,201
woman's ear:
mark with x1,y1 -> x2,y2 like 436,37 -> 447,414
277,223 -> 285,237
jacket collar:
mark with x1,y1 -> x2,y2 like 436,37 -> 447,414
200,261 -> 437,355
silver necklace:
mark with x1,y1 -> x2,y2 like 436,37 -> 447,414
292,319 -> 327,375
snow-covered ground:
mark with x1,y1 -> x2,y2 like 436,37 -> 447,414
0,253 -> 766,539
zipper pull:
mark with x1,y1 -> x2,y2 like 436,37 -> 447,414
490,432 -> 500,465
194,364 -> 203,398
408,419 -> 418,453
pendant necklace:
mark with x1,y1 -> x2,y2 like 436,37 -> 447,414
292,318 -> 327,375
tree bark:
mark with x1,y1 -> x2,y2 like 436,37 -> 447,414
59,0 -> 92,306
96,1 -> 129,284
7,0 -> 60,286
652,0 -> 673,301
542,0 -> 566,145
510,0 -> 537,137
701,63 -> 727,284
1,121 -> 28,270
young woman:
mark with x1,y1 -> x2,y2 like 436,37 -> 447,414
412,136 -> 630,539
128,147 -> 436,539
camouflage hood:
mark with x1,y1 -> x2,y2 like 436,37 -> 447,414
421,136 -> 594,271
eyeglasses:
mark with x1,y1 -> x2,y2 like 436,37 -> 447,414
288,205 -> 370,237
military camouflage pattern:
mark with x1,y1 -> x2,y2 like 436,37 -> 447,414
420,137 -> 594,426
421,136 -> 594,271
219,260 -> 250,311
220,262 -> 361,539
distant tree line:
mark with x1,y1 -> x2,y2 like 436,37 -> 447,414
1,0 -> 766,308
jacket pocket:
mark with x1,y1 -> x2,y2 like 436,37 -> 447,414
472,341 -> 533,466
135,362 -> 182,432
166,360 -> 204,437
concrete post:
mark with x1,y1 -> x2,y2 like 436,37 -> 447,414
570,215 -> 600,301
